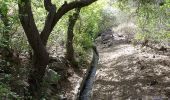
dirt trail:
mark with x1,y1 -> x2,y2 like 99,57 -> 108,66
92,36 -> 170,100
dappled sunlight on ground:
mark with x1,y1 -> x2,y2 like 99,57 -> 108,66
98,44 -> 137,67
92,36 -> 170,100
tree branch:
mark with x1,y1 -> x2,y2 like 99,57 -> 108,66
40,0 -> 56,45
40,0 -> 97,45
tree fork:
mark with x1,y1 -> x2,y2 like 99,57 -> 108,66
18,0 -> 98,99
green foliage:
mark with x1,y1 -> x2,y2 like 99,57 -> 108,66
0,0 -> 169,99
0,83 -> 20,99
135,0 -> 170,42
32,0 -> 46,31
0,36 -> 8,48
41,68 -> 60,99
117,0 -> 170,42
0,0 -> 22,51
0,0 -> 106,99
11,32 -> 29,53
74,1 -> 104,55
44,68 -> 60,84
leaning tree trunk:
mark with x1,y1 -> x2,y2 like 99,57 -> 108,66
66,8 -> 80,67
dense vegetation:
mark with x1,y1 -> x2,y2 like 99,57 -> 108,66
118,0 -> 170,42
0,0 -> 169,99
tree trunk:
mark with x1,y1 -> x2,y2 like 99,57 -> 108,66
66,8 -> 80,67
28,54 -> 49,99
18,1 -> 49,99
18,0 -> 97,98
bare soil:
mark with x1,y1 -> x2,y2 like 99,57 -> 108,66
92,35 -> 170,100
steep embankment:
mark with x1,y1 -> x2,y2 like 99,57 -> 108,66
92,31 -> 170,99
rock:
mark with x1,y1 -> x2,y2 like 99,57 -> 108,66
101,29 -> 114,45
165,90 -> 170,98
118,34 -> 123,37
107,42 -> 113,47
59,94 -> 67,100
140,66 -> 145,70
44,68 -> 60,83
48,57 -> 71,80
50,95 -> 66,100
159,46 -> 167,52
149,80 -> 158,86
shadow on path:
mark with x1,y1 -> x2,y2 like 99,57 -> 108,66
92,37 -> 170,100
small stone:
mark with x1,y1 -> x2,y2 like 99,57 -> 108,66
149,80 -> 158,86
140,66 -> 145,70
59,95 -> 67,100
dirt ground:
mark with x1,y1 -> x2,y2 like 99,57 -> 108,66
92,34 -> 170,100
49,27 -> 170,100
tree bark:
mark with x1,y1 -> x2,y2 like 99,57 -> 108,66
28,55 -> 48,99
66,8 -> 80,67
18,0 -> 97,99
40,0 -> 98,45
18,1 -> 49,99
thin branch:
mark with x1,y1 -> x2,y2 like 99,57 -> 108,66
53,0 -> 97,30
44,0 -> 53,11
40,0 -> 56,45
40,0 -> 97,45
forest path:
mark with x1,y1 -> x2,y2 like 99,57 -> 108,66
92,35 -> 170,100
